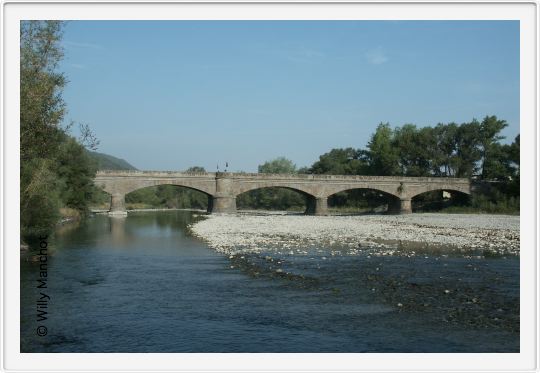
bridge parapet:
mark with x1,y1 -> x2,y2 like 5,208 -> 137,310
96,170 -> 469,183
96,170 -> 216,178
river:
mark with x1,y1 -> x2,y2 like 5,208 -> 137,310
20,211 -> 519,352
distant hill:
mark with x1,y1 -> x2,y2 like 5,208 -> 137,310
88,151 -> 138,171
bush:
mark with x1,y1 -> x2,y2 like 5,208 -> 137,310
21,160 -> 62,238
441,190 -> 519,214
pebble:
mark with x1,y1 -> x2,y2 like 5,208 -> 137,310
189,212 -> 520,257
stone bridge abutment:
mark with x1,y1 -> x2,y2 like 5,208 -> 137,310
94,171 -> 471,216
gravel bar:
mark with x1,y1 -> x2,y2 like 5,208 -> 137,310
189,212 -> 519,257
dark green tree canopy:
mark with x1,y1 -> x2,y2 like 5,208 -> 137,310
186,166 -> 206,173
258,157 -> 297,174
367,123 -> 400,176
310,148 -> 369,175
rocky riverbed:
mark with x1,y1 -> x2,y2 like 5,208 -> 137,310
189,212 -> 520,257
189,212 -> 520,338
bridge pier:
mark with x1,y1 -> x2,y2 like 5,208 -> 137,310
109,193 -> 127,216
388,198 -> 412,214
306,196 -> 328,216
210,173 -> 237,214
210,195 -> 237,213
399,198 -> 412,214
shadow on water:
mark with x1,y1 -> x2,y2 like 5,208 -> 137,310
20,211 -> 519,353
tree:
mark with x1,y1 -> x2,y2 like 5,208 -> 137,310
366,123 -> 400,176
506,134 -> 520,197
186,166 -> 206,173
310,148 -> 369,175
432,122 -> 459,176
56,136 -> 98,211
20,21 -> 67,238
21,159 -> 62,238
392,124 -> 437,176
20,21 -> 66,162
258,157 -> 297,174
454,120 -> 482,177
20,21 -> 99,238
509,134 -> 519,164
479,116 -> 508,179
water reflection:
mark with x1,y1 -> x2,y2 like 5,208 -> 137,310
110,216 -> 127,244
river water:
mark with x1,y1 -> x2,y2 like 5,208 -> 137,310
21,211 -> 519,352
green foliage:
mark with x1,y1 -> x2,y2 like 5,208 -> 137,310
442,192 -> 519,215
20,21 -> 66,163
479,116 -> 508,178
393,125 -> 437,176
431,122 -> 459,176
125,185 -> 209,210
88,187 -> 111,208
258,157 -> 297,174
56,137 -> 98,211
20,21 -> 99,238
126,187 -> 162,207
327,189 -> 388,211
367,123 -> 400,176
509,134 -> 520,167
453,120 -> 482,177
237,187 -> 306,211
186,166 -> 206,173
310,148 -> 369,175
21,159 -> 62,238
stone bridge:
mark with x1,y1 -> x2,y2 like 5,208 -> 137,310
94,171 -> 471,216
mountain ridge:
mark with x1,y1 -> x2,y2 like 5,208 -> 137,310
88,151 -> 138,171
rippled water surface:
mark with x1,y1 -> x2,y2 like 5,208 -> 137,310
21,211 -> 519,352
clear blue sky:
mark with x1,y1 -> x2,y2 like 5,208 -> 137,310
59,21 -> 519,172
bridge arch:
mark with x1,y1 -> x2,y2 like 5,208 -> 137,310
405,179 -> 471,198
325,187 -> 402,213
408,186 -> 471,200
235,185 -> 313,213
410,188 -> 471,212
96,181 -> 215,215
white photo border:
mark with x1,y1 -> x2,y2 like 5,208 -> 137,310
2,1 -> 537,372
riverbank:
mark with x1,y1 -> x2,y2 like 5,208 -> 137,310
190,212 -> 519,257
